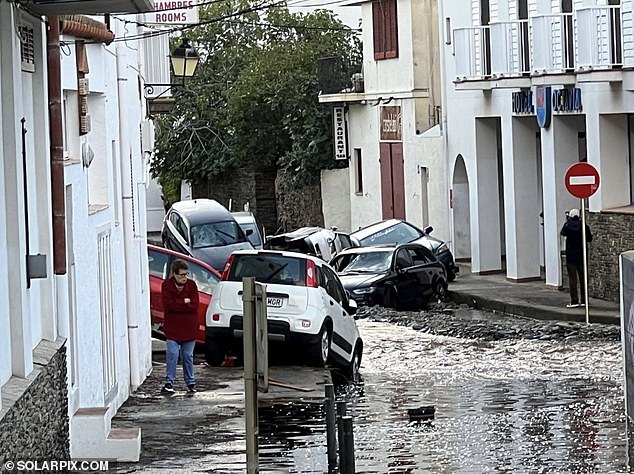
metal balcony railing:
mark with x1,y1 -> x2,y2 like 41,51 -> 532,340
490,20 -> 530,77
531,13 -> 575,73
576,6 -> 622,69
454,26 -> 491,80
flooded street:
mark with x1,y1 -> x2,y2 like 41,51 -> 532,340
336,320 -> 625,473
257,315 -> 626,473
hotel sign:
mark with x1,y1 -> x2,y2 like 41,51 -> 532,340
512,90 -> 534,114
333,106 -> 348,160
380,106 -> 402,141
511,86 -> 583,129
145,0 -> 199,24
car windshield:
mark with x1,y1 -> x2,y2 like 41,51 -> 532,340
228,254 -> 306,286
239,222 -> 262,247
332,251 -> 392,274
190,221 -> 247,248
359,222 -> 421,246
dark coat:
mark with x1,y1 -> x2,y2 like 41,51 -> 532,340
161,277 -> 199,342
560,217 -> 593,265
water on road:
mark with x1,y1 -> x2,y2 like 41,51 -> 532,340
259,318 -> 627,473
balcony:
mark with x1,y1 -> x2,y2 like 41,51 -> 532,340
453,7 -> 627,87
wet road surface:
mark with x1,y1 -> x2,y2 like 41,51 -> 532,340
109,309 -> 626,473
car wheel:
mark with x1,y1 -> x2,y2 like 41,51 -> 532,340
205,336 -> 227,366
306,323 -> 331,367
446,267 -> 456,283
434,281 -> 448,302
345,344 -> 362,381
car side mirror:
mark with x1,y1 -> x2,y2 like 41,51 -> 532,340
424,225 -> 434,235
346,298 -> 358,315
246,229 -> 253,236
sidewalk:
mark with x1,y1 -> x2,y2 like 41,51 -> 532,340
449,263 -> 620,325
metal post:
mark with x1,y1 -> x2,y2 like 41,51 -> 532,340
336,401 -> 347,471
341,416 -> 356,474
581,199 -> 590,325
325,384 -> 337,470
243,277 -> 259,473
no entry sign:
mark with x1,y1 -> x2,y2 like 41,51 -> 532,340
565,162 -> 600,199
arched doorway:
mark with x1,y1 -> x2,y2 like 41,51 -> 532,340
452,155 -> 471,261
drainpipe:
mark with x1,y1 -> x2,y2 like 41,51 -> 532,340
116,45 -> 141,389
47,16 -> 66,275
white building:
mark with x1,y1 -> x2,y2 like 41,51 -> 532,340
0,0 -> 159,461
441,0 -> 634,300
319,0 -> 448,240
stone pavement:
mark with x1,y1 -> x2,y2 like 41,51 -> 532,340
449,263 -> 620,325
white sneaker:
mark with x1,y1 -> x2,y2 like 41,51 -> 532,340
566,303 -> 578,308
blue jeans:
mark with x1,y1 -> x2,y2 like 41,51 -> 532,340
166,339 -> 196,386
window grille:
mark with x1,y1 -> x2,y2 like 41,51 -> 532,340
19,25 -> 35,73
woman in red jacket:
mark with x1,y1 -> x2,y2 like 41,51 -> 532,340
161,259 -> 200,394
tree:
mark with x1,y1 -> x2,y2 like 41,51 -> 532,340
151,0 -> 361,197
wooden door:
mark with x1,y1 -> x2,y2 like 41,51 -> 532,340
379,143 -> 405,219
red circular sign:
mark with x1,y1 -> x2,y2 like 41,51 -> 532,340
565,162 -> 600,199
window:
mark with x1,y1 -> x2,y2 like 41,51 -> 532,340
148,249 -> 169,278
19,25 -> 35,73
372,0 -> 398,60
187,261 -> 219,295
354,148 -> 363,195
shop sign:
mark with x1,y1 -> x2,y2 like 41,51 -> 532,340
512,90 -> 534,115
333,106 -> 348,160
380,106 -> 402,141
553,87 -> 583,114
145,0 -> 199,24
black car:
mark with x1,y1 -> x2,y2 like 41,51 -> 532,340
162,199 -> 253,271
350,219 -> 458,282
330,244 -> 448,309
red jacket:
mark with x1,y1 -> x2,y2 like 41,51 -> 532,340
161,277 -> 200,342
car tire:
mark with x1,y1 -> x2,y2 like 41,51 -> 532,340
345,344 -> 362,381
434,281 -> 448,302
446,268 -> 456,283
205,336 -> 227,366
306,323 -> 331,367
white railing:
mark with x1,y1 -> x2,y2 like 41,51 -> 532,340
531,13 -> 575,73
98,230 -> 117,403
576,6 -> 622,69
490,20 -> 530,76
453,26 -> 491,80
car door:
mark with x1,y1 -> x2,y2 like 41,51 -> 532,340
185,260 -> 220,344
406,246 -> 438,305
320,266 -> 355,360
393,248 -> 417,306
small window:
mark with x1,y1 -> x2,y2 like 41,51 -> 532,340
19,25 -> 35,73
372,0 -> 399,60
354,149 -> 363,195
229,255 -> 306,286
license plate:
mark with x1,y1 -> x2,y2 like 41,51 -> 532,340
266,296 -> 283,308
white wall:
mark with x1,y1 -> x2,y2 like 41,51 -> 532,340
321,168 -> 352,232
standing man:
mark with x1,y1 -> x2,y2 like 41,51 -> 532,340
560,208 -> 593,308
161,259 -> 200,394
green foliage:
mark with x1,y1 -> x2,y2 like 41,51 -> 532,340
150,0 -> 361,188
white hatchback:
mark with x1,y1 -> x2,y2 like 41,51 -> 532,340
205,250 -> 363,376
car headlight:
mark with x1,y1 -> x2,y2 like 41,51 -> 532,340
352,287 -> 376,295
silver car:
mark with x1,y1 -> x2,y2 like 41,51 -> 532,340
161,199 -> 253,271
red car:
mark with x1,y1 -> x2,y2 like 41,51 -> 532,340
148,244 -> 220,345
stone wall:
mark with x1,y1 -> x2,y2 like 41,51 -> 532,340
192,166 -> 278,237
275,173 -> 324,233
0,339 -> 69,462
586,211 -> 634,302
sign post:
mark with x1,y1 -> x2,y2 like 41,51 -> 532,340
564,162 -> 600,324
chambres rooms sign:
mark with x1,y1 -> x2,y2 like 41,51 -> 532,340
380,106 -> 402,141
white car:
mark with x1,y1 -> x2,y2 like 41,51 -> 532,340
205,250 -> 363,376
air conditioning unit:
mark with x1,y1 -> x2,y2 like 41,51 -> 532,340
352,73 -> 364,93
